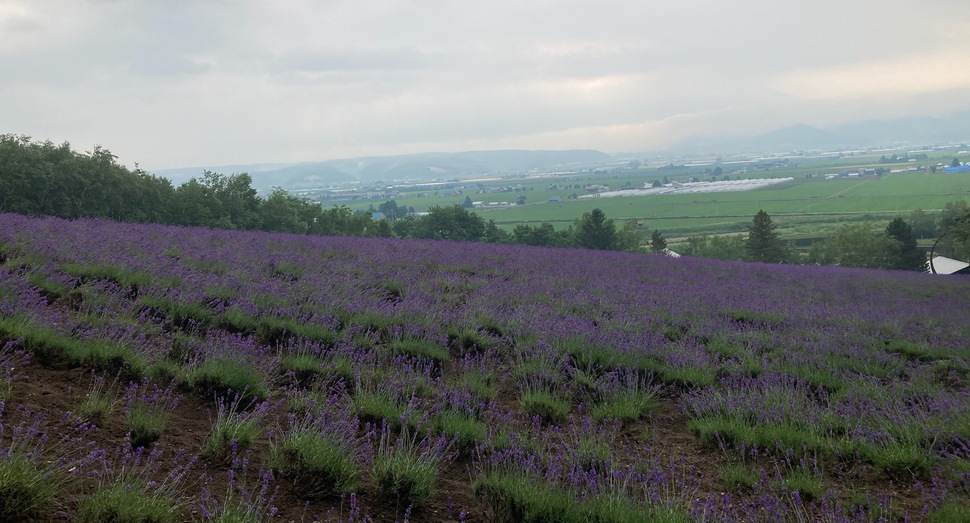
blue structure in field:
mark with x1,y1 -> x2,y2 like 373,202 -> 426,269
944,165 -> 970,173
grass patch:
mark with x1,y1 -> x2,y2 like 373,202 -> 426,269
77,376 -> 117,423
434,410 -> 487,452
61,262 -> 154,294
445,326 -> 499,356
268,432 -> 359,498
884,340 -> 949,362
201,398 -> 266,461
0,455 -> 60,520
926,501 -> 970,523
126,404 -> 167,449
861,441 -> 933,481
687,416 -> 828,456
590,389 -> 655,424
520,390 -> 570,424
780,469 -> 823,501
389,338 -> 450,366
351,390 -> 409,429
371,426 -> 449,511
76,481 -> 181,523
458,369 -> 497,403
279,352 -> 325,385
0,316 -> 145,377
183,358 -> 269,402
473,472 -> 693,523
719,463 -> 760,493
138,295 -> 215,331
256,316 -> 337,347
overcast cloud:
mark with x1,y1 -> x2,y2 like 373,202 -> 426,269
2,0 -> 969,169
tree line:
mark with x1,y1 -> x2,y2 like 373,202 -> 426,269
0,135 -> 643,251
682,207 -> 970,271
3,134 -> 969,267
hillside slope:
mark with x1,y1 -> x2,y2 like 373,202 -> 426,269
1,213 -> 969,522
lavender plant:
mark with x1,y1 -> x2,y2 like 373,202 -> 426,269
202,394 -> 274,461
267,402 -> 366,498
76,372 -> 118,423
77,445 -> 197,523
0,405 -> 99,520
123,377 -> 179,449
371,419 -> 453,512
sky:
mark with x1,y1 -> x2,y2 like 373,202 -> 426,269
2,0 -> 970,170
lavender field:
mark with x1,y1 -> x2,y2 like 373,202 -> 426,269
1,212 -> 969,522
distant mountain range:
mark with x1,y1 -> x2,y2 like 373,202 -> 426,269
151,114 -> 970,191
671,112 -> 970,154
151,149 -> 613,190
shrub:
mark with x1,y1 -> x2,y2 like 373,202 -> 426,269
926,501 -> 970,523
351,390 -> 409,429
390,338 -> 450,367
76,481 -> 181,523
473,472 -> 693,523
371,424 -> 451,511
780,469 -> 823,501
124,378 -> 179,449
201,396 -> 270,461
590,389 -> 655,424
718,463 -> 760,493
520,390 -> 570,424
435,410 -> 487,452
279,353 -> 324,385
0,455 -> 60,520
77,374 -> 117,423
183,358 -> 269,402
268,432 -> 359,498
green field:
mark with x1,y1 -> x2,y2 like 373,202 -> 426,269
335,151 -> 970,240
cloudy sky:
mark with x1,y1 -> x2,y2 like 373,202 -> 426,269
2,0 -> 969,170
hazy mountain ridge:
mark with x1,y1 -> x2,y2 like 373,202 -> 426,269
149,114 -> 970,190
671,112 -> 970,154
152,149 -> 613,189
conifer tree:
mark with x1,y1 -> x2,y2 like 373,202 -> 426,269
650,229 -> 667,253
746,210 -> 785,262
575,208 -> 617,250
885,217 -> 926,271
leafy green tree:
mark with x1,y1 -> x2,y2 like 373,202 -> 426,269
372,219 -> 394,238
198,171 -> 262,230
936,201 -> 970,258
951,157 -> 962,168
378,200 -> 403,220
575,208 -> 618,250
172,179 -> 215,227
261,188 -> 309,233
808,223 -> 897,269
392,215 -> 419,238
513,223 -> 553,246
414,205 -> 485,241
483,220 -> 510,243
885,217 -> 926,271
950,209 -> 970,261
908,209 -> 937,239
650,230 -> 667,253
461,196 -> 474,209
614,220 -> 643,252
746,210 -> 785,262
682,234 -> 746,260
311,205 -> 365,236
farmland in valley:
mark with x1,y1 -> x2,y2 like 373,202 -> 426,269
337,152 -> 970,240
2,213 -> 970,522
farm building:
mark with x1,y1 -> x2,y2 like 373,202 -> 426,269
928,256 -> 970,275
